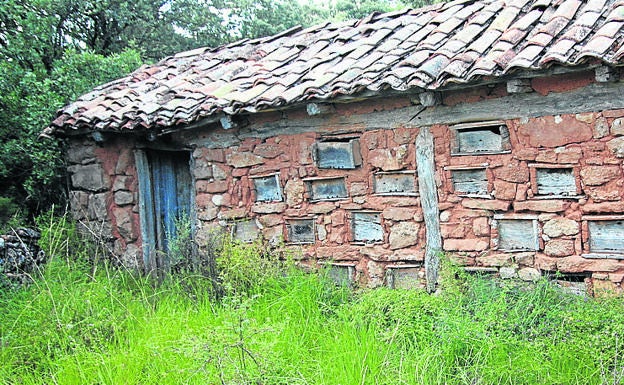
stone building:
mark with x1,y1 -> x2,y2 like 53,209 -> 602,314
43,0 -> 624,294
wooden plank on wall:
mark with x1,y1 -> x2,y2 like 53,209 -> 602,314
536,168 -> 576,196
352,212 -> 383,243
498,219 -> 538,251
416,127 -> 442,293
589,220 -> 624,253
134,150 -> 156,274
452,169 -> 488,195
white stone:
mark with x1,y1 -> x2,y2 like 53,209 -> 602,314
518,267 -> 541,282
499,266 -> 518,279
212,195 -> 224,206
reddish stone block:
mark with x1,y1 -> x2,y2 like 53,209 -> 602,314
580,166 -> 621,186
534,254 -> 557,271
517,115 -> 593,148
493,180 -> 517,200
441,223 -> 468,239
443,238 -> 489,251
309,202 -> 337,214
602,109 -> 624,118
473,217 -> 490,236
531,72 -> 593,96
493,162 -> 530,183
514,200 -> 569,213
205,148 -> 225,162
581,201 -> 624,213
476,253 -> 513,267
557,147 -> 583,163
197,180 -> 229,193
330,210 -> 346,226
515,148 -> 538,161
461,199 -> 510,211
226,151 -> 264,168
253,143 -> 284,159
535,150 -> 557,163
252,202 -> 287,214
218,208 -> 247,220
557,256 -> 620,273
383,207 -> 417,221
258,214 -> 282,227
544,239 -> 575,257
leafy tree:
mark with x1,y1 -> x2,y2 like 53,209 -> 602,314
0,50 -> 142,227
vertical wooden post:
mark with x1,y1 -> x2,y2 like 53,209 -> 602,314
416,127 -> 442,293
134,150 -> 156,275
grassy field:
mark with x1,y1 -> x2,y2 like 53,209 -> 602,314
1,220 -> 624,384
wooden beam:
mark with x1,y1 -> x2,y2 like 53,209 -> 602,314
235,82 -> 624,143
416,127 -> 442,293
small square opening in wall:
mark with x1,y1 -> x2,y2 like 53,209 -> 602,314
495,218 -> 539,252
305,177 -> 348,201
286,219 -> 315,244
251,174 -> 282,202
232,220 -> 259,243
534,167 -> 578,197
385,265 -> 424,289
313,138 -> 362,169
588,220 -> 624,254
326,263 -> 355,287
450,121 -> 511,155
351,212 -> 384,244
373,171 -> 418,196
450,168 -> 488,196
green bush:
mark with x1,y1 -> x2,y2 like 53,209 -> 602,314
2,218 -> 624,384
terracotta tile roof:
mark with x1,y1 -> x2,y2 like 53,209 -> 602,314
44,0 -> 624,136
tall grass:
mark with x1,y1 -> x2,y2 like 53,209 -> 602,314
1,217 -> 623,384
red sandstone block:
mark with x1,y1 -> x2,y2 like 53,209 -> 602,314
602,108 -> 624,118
514,200 -> 569,212
462,198 -> 510,211
443,238 -> 489,251
581,201 -> 624,213
197,180 -> 229,193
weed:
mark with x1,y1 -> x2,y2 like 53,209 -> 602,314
2,216 -> 624,384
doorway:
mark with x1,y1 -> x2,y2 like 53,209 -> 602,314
135,149 -> 192,275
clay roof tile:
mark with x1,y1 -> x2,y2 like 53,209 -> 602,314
45,0 -> 624,135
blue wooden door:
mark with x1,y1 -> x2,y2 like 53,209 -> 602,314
140,150 -> 192,272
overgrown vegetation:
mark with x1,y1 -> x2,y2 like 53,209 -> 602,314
1,216 -> 623,384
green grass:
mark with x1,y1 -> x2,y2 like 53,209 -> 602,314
1,236 -> 624,384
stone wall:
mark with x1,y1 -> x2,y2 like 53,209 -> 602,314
66,136 -> 142,268
66,69 -> 624,294
0,228 -> 44,284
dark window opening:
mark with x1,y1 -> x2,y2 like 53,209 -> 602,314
313,139 -> 362,169
451,121 -> 511,155
286,219 -> 315,244
253,174 -> 282,202
373,172 -> 417,195
306,178 -> 348,201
